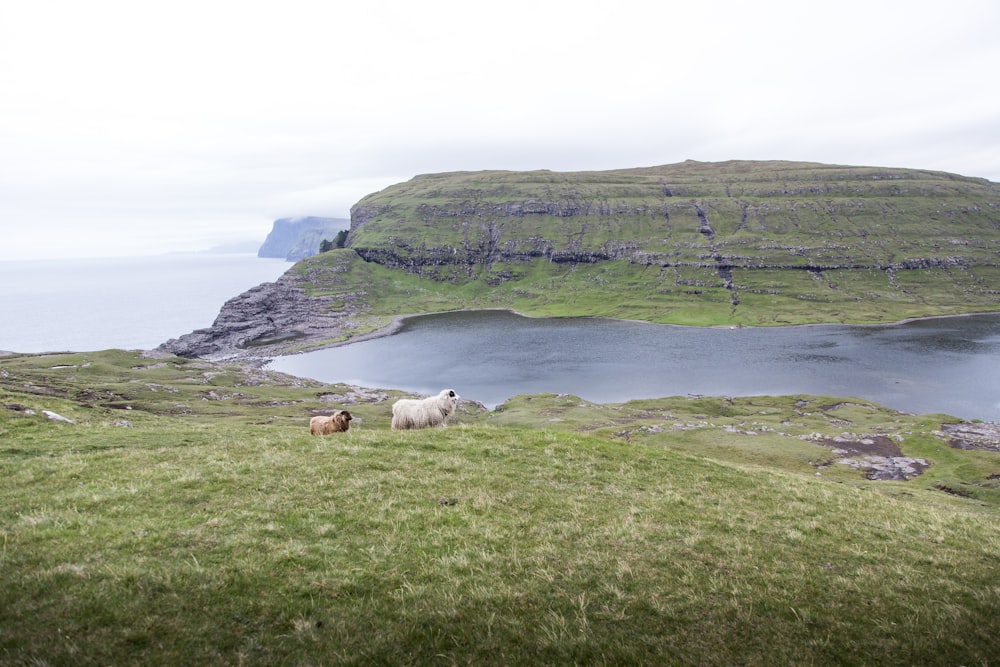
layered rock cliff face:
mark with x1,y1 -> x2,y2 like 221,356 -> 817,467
345,160 -> 1000,308
159,250 -> 393,360
161,161 -> 1000,359
258,216 -> 350,261
158,255 -> 360,359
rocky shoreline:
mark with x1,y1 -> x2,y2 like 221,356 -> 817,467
157,263 -> 1000,369
157,268 -> 396,362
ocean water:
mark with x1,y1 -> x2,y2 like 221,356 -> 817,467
0,253 -> 290,353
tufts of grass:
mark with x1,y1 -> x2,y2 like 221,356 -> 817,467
2,351 -> 999,665
2,420 -> 999,665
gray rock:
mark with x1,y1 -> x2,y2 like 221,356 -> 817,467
157,259 -> 372,360
42,410 -> 74,424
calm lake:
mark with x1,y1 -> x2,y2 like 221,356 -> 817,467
267,309 -> 1000,421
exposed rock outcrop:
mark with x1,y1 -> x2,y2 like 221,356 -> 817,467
939,422 -> 1000,451
158,269 -> 354,360
812,434 -> 929,481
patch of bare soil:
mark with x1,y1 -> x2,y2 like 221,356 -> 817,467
813,434 -> 929,481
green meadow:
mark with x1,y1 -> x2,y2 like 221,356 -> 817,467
2,350 -> 998,665
276,248 -> 1000,353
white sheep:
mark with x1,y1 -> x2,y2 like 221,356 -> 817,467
391,389 -> 460,430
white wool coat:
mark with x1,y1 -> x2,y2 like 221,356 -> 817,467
391,389 -> 460,430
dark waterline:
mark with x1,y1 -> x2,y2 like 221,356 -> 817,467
267,310 -> 1000,421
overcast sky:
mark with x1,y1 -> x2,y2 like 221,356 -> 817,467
2,0 -> 998,260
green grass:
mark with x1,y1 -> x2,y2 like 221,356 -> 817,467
2,351 -> 999,665
488,393 -> 1000,504
295,249 -> 1000,339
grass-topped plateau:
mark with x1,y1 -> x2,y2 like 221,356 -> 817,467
2,350 -> 998,665
157,160 -> 1000,362
172,161 -> 999,358
343,160 -> 1000,326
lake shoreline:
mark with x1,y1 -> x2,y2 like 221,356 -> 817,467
265,308 -> 1000,421
292,307 -> 1000,356
6,308 -> 997,421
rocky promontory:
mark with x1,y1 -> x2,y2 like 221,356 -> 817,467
158,264 -> 361,360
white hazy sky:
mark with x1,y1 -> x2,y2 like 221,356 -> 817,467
2,0 -> 999,260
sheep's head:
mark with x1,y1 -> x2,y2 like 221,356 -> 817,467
334,410 -> 353,428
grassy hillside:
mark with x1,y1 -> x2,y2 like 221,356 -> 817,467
334,160 -> 1000,329
3,350 -> 998,665
290,247 -> 999,349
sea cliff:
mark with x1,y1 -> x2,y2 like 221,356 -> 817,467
257,216 -> 350,261
161,160 -> 1000,359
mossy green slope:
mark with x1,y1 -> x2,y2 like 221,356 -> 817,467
333,160 -> 1000,326
2,351 -> 999,665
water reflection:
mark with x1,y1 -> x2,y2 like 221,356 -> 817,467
267,311 -> 1000,421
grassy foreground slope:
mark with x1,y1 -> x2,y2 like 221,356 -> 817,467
2,351 -> 998,665
335,160 -> 1000,328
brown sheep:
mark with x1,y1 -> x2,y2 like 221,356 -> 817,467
309,410 -> 352,435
